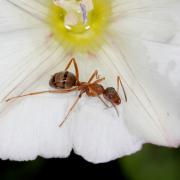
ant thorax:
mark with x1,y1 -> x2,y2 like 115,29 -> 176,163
86,84 -> 104,97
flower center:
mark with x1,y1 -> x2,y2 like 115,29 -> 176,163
47,0 -> 112,53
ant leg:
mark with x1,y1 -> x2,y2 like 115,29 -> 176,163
59,91 -> 85,127
5,87 -> 78,102
93,77 -> 105,84
117,76 -> 127,102
88,70 -> 99,83
65,58 -> 79,83
88,70 -> 105,84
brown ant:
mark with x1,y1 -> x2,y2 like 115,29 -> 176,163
6,58 -> 127,127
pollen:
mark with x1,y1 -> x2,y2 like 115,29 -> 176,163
47,0 -> 112,53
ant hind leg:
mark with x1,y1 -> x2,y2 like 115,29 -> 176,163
5,87 -> 78,102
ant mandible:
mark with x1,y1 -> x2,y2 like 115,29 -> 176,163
6,58 -> 127,127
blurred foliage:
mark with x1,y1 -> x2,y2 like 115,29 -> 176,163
0,154 -> 124,180
0,145 -> 179,180
120,144 -> 180,180
0,158 -> 44,180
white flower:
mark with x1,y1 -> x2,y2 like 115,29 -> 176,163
0,0 -> 180,163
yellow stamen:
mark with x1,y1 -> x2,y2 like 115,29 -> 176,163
47,0 -> 112,53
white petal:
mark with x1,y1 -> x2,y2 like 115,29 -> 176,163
0,0 -> 179,164
0,0 -> 68,114
168,1 -> 180,45
3,0 -> 49,22
0,94 -> 74,160
0,43 -> 71,160
112,0 -> 178,43
0,53 -> 143,162
71,96 -> 142,164
0,0 -> 74,160
52,54 -> 143,163
104,36 -> 180,147
0,0 -> 53,102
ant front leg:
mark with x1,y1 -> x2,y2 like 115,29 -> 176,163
88,70 -> 105,83
93,77 -> 105,84
65,58 -> 80,84
88,70 -> 98,83
117,76 -> 127,102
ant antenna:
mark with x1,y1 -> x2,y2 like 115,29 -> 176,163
117,76 -> 127,102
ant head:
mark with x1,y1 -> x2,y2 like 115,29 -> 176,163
103,87 -> 121,105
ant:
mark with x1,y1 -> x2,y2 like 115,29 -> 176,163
6,58 -> 127,127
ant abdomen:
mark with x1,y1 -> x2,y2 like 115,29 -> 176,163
49,71 -> 76,89
103,87 -> 121,105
